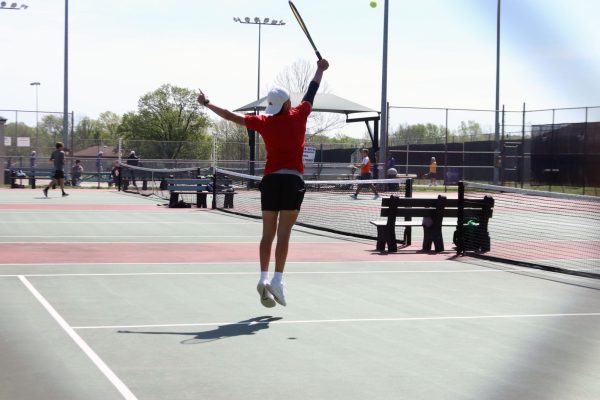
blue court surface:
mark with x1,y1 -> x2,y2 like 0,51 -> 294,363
1,188 -> 599,400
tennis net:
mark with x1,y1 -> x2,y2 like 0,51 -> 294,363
118,164 -> 211,198
212,168 -> 411,240
458,181 -> 600,278
117,164 -> 411,240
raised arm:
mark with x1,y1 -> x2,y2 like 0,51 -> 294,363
197,90 -> 246,126
302,59 -> 330,105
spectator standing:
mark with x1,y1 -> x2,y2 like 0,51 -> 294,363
111,161 -> 122,190
96,151 -> 104,173
126,150 -> 139,188
387,155 -> 396,170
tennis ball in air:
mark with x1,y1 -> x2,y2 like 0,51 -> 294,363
370,1 -> 377,8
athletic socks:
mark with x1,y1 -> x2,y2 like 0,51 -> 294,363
271,272 -> 283,284
260,271 -> 269,283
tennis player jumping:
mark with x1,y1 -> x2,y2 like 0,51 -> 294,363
197,58 -> 329,307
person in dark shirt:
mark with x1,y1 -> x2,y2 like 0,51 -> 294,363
43,142 -> 69,197
126,150 -> 139,188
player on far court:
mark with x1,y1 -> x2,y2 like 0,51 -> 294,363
43,142 -> 69,198
197,58 -> 330,307
350,148 -> 379,199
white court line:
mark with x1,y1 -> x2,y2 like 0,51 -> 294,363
18,276 -> 137,400
72,312 -> 600,330
0,269 -> 503,278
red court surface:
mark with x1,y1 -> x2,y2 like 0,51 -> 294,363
0,242 -> 456,264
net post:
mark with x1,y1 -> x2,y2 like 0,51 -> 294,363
211,171 -> 217,209
403,178 -> 413,245
456,181 -> 465,255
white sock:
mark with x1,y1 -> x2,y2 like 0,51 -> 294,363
271,272 -> 283,284
260,271 -> 269,283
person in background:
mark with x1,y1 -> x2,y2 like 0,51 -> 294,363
350,148 -> 379,200
96,151 -> 104,173
43,142 -> 69,197
126,150 -> 139,188
111,160 -> 122,190
387,155 -> 396,170
71,159 -> 83,186
429,157 -> 438,186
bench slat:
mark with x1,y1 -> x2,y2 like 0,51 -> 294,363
167,179 -> 211,185
168,186 -> 209,192
381,197 -> 492,207
381,208 -> 492,218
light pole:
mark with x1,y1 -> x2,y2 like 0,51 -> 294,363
378,0 -> 390,179
233,17 -> 285,166
493,0 -> 501,184
30,82 -> 40,151
0,2 -> 28,10
233,17 -> 285,101
63,0 -> 69,149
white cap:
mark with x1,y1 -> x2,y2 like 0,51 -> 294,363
130,150 -> 135,154
264,87 -> 290,115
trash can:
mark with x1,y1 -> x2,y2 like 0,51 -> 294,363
387,168 -> 399,191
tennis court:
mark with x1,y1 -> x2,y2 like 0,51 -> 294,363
1,188 -> 599,400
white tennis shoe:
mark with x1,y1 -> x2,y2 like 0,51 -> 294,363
256,281 -> 276,308
267,280 -> 287,306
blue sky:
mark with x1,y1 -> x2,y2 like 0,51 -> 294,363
1,0 -> 599,137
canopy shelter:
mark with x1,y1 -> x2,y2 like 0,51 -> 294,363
235,93 -> 376,116
235,93 -> 382,175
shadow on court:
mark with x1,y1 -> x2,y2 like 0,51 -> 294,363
118,316 -> 282,344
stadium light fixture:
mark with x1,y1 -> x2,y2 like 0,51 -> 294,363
0,2 -> 28,10
232,16 -> 285,101
233,14 -> 285,168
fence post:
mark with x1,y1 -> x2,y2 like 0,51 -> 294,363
520,103 -> 526,188
456,181 -> 465,255
444,108 -> 448,191
583,107 -> 588,195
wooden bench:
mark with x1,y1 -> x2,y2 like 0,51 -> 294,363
370,195 -> 494,253
167,178 -> 235,209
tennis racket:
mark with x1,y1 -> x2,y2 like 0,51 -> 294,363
288,1 -> 322,60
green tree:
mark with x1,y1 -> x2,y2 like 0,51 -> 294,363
390,123 -> 446,145
456,120 -> 483,141
119,84 -> 211,159
39,115 -> 65,147
97,111 -> 121,141
212,119 -> 249,161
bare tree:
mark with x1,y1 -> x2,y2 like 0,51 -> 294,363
271,59 -> 345,140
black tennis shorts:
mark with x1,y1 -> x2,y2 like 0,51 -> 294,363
260,173 -> 306,211
53,170 -> 65,180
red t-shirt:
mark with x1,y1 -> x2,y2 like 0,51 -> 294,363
244,101 -> 312,175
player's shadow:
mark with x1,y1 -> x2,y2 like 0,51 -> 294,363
118,316 -> 282,344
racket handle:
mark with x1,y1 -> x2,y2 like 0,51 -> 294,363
315,51 -> 323,60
